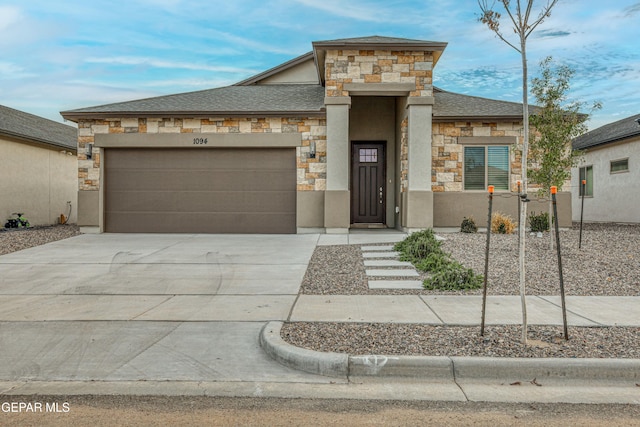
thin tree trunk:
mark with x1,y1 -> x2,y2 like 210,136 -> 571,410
519,35 -> 529,346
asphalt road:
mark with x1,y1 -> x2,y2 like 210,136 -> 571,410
1,396 -> 640,426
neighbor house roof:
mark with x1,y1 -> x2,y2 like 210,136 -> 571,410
61,85 -> 326,120
572,113 -> 640,150
0,104 -> 77,151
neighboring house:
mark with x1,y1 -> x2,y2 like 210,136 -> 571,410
0,105 -> 77,227
61,36 -> 571,234
571,114 -> 640,223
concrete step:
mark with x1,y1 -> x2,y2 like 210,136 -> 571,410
362,251 -> 400,258
364,260 -> 413,267
368,280 -> 424,290
366,269 -> 419,277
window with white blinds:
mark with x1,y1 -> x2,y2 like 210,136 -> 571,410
464,145 -> 509,190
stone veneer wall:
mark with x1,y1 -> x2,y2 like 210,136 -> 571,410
324,50 -> 434,97
400,121 -> 525,193
77,117 -> 327,192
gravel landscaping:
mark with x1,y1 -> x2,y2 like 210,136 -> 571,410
300,223 -> 640,296
0,224 -> 80,256
286,223 -> 640,358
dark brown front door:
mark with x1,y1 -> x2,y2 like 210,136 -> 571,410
351,142 -> 385,224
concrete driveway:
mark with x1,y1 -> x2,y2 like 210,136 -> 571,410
0,233 -> 330,384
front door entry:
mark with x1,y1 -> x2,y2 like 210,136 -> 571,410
351,142 -> 385,224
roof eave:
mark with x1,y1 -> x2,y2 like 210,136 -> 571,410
234,52 -> 315,86
574,132 -> 640,151
61,109 -> 326,122
433,115 -> 524,122
0,129 -> 77,152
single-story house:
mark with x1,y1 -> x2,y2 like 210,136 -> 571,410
61,36 -> 571,234
571,113 -> 640,223
0,105 -> 77,226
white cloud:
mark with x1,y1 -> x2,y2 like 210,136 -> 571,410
0,5 -> 21,31
85,56 -> 257,74
291,0 -> 410,23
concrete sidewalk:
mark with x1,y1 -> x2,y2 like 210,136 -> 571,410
291,295 -> 640,326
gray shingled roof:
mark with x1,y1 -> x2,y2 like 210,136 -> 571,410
433,88 -> 534,120
0,104 -> 76,151
62,84 -> 528,122
61,85 -> 326,120
312,35 -> 447,48
572,113 -> 640,150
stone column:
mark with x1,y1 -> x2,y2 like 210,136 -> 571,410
324,97 -> 351,233
404,96 -> 434,230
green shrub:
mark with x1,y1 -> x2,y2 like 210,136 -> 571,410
528,211 -> 549,233
394,229 -> 442,262
394,228 -> 483,291
424,261 -> 483,291
460,217 -> 478,233
415,251 -> 451,272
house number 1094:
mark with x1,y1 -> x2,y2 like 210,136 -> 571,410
193,138 -> 208,145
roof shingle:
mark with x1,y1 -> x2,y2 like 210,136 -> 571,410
0,105 -> 76,150
62,85 -> 326,119
572,113 -> 640,150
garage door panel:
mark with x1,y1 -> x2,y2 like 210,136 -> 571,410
105,212 -> 296,234
105,147 -> 296,233
106,170 -> 295,192
109,148 -> 293,170
107,191 -> 296,213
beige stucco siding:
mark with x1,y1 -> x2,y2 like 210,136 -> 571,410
0,137 -> 77,226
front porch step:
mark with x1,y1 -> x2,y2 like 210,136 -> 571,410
365,269 -> 419,277
368,280 -> 424,290
362,251 -> 400,258
364,260 -> 413,267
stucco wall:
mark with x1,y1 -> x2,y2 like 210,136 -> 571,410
0,137 -> 77,226
571,138 -> 640,223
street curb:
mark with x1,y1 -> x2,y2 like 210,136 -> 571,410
260,321 -> 640,383
259,322 -> 348,378
451,357 -> 640,383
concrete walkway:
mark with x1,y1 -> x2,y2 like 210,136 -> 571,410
0,231 -> 638,404
291,295 -> 640,326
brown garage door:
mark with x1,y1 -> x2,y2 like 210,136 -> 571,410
104,147 -> 296,233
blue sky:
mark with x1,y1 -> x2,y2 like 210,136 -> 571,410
0,0 -> 638,130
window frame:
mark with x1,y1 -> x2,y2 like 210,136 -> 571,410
578,165 -> 593,197
463,145 -> 510,191
610,158 -> 629,174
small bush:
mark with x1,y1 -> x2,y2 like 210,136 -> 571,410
460,217 -> 478,233
394,228 -> 483,291
491,212 -> 517,234
424,261 -> 483,291
528,211 -> 549,233
394,229 -> 442,262
415,251 -> 451,272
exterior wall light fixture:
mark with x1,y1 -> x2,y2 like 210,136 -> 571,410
309,141 -> 316,159
86,143 -> 93,160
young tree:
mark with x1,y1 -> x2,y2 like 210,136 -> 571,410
478,0 -> 559,344
529,56 -> 601,249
